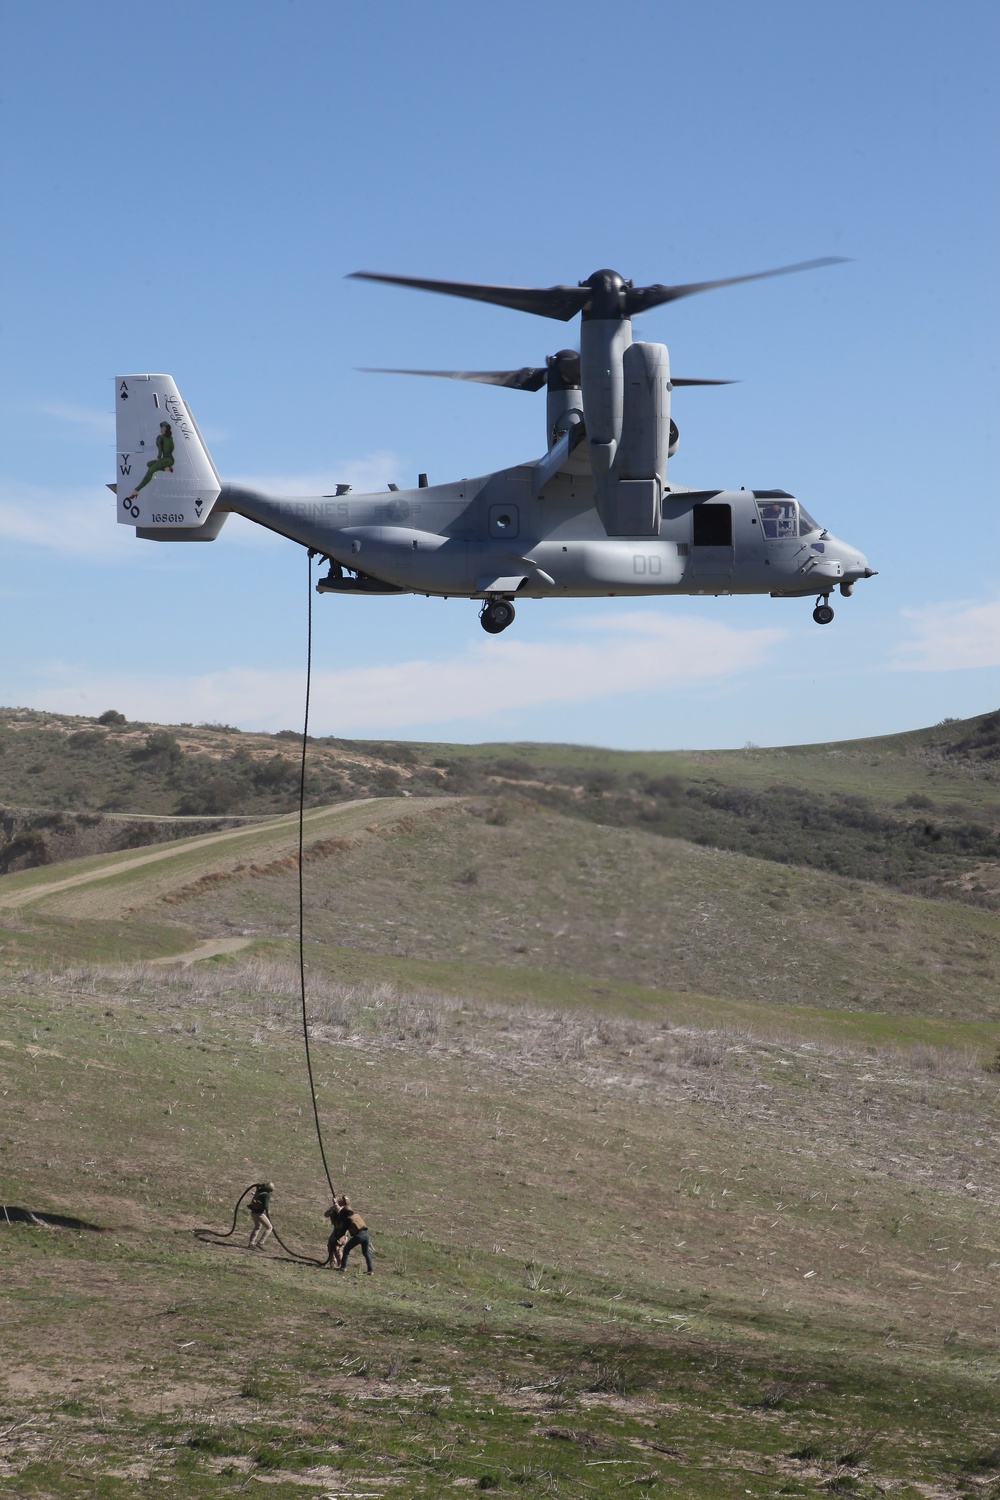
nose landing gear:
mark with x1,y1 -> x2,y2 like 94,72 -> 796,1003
480,598 -> 516,634
812,593 -> 835,626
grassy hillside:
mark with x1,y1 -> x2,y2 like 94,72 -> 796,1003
1,707 -> 999,1494
1,706 -> 998,906
3,956 -> 1000,1497
1,792 -> 996,1021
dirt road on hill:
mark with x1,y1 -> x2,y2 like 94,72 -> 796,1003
0,798 -> 454,921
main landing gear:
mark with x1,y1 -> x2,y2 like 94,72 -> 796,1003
812,593 -> 835,626
480,598 -> 516,634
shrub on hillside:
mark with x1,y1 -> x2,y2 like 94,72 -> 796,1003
526,771 -> 1000,905
490,757 -> 535,778
248,753 -> 299,793
132,730 -> 183,769
67,730 -> 106,750
947,709 -> 1000,762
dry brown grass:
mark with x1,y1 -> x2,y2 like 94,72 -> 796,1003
40,954 -> 1000,1238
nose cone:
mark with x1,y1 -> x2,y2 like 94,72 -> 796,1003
831,534 -> 876,582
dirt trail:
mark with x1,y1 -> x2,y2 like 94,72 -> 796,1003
147,936 -> 254,968
0,797 -> 457,924
0,800 -> 376,910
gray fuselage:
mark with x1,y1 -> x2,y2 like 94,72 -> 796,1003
221,451 -> 871,602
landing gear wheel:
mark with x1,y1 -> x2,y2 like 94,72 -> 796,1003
480,599 -> 515,634
813,602 -> 835,626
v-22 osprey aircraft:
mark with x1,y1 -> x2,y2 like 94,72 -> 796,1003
112,258 -> 876,633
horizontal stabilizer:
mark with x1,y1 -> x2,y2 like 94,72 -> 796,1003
115,375 -> 221,531
136,508 -> 230,543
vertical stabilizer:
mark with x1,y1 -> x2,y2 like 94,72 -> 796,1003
115,375 -> 221,529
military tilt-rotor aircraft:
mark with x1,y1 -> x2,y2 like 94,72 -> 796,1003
112,259 -> 875,633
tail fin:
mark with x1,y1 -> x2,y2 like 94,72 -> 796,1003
114,375 -> 224,537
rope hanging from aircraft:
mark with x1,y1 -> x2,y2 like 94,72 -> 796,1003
196,546 -> 339,1259
297,547 -> 338,1200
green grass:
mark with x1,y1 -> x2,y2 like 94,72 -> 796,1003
2,960 -> 1000,1494
0,914 -> 201,966
0,705 -> 998,1495
409,709 -> 1000,803
176,797 -> 1000,1020
3,789 -> 997,1020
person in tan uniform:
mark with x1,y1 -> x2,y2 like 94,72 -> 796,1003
322,1194 -> 349,1267
247,1181 -> 274,1250
335,1196 -> 374,1274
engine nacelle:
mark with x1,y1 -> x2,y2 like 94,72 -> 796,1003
581,318 -> 632,476
668,418 -> 679,458
593,340 -> 671,537
616,341 -> 671,479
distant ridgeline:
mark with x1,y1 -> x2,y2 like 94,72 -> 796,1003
0,706 -> 996,905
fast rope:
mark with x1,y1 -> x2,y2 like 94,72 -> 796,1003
195,1184 -> 324,1266
299,547 -> 337,1199
198,547 -> 335,1262
195,1183 -> 254,1240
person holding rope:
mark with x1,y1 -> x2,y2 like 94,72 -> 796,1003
247,1180 -> 275,1251
322,1194 -> 349,1268
335,1196 -> 374,1275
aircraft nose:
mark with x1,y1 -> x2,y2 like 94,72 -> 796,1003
838,545 -> 877,594
839,541 -> 874,577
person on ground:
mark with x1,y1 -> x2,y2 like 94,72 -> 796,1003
248,1180 -> 274,1250
336,1196 -> 373,1274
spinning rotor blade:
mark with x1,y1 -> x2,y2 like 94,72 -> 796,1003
624,257 -> 850,315
349,271 -> 587,322
359,365 -> 548,391
669,377 -> 737,387
361,361 -> 736,391
351,258 -> 848,323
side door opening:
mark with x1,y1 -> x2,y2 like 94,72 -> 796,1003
690,502 -> 734,585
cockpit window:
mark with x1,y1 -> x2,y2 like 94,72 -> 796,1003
756,498 -> 798,539
798,505 -> 822,536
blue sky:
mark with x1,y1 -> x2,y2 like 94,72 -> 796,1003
1,0 -> 997,748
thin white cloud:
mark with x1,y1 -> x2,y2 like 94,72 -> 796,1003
0,480 -> 130,557
37,402 -> 115,438
892,598 -> 1000,671
0,479 -> 279,559
17,613 -> 784,734
230,449 -> 404,498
